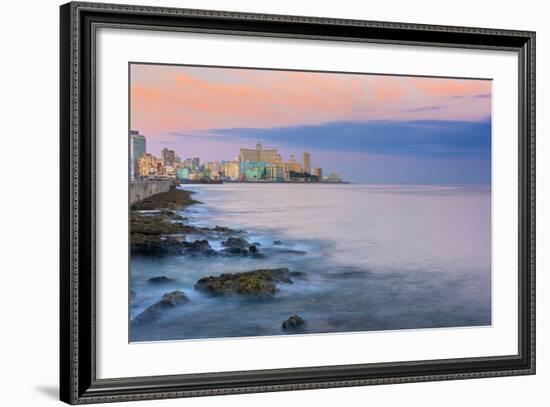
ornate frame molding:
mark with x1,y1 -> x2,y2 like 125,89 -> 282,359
60,2 -> 535,404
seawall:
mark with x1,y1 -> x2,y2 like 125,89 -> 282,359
130,180 -> 173,205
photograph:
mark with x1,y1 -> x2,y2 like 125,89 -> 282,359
128,63 -> 493,342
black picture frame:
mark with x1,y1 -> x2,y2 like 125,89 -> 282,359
60,1 -> 536,404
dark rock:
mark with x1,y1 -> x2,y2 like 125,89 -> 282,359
194,268 -> 293,297
282,315 -> 306,330
132,291 -> 189,324
222,247 -> 249,256
273,240 -> 283,245
131,212 -> 189,236
221,244 -> 265,258
131,188 -> 199,211
209,225 -> 244,234
131,236 -> 185,256
130,290 -> 136,299
158,210 -> 185,221
221,237 -> 249,250
263,247 -> 307,256
148,276 -> 172,283
182,239 -> 216,256
289,271 -> 308,279
131,211 -> 203,236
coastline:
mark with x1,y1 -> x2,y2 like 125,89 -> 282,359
130,186 -> 313,335
129,184 -> 491,342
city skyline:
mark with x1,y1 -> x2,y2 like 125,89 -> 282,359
131,64 -> 492,184
130,132 -> 336,183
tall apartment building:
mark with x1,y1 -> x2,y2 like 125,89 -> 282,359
137,153 -> 161,177
222,161 -> 241,180
239,143 -> 279,163
302,151 -> 311,174
161,148 -> 176,166
129,130 -> 146,180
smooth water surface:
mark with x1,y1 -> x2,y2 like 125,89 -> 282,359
130,183 -> 491,342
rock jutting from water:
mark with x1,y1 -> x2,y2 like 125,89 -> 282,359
131,188 -> 199,211
148,276 -> 173,283
132,290 -> 189,325
181,239 -> 217,256
220,236 -> 264,258
130,188 -> 250,257
194,268 -> 294,297
282,315 -> 306,330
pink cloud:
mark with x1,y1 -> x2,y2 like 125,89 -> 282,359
130,64 -> 492,141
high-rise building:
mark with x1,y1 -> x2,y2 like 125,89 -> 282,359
161,148 -> 176,166
191,157 -> 200,170
222,161 -> 241,180
313,167 -> 323,180
129,130 -> 146,180
206,161 -> 222,172
239,143 -> 279,163
182,157 -> 200,170
176,167 -> 190,180
285,154 -> 302,173
302,152 -> 311,174
137,153 -> 161,177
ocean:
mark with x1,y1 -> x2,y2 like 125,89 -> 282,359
130,183 -> 491,342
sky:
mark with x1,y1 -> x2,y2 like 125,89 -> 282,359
130,63 -> 492,184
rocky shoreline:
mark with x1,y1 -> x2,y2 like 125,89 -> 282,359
130,187 -> 308,332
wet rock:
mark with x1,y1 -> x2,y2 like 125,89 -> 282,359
132,291 -> 189,324
282,315 -> 306,330
289,271 -> 308,279
158,210 -> 185,221
131,235 -> 185,256
130,290 -> 136,299
194,268 -> 293,297
148,276 -> 172,283
131,188 -> 199,211
209,225 -> 244,234
221,244 -> 265,258
273,240 -> 283,245
131,212 -> 189,236
263,247 -> 307,256
182,239 -> 216,256
222,247 -> 249,256
221,237 -> 249,250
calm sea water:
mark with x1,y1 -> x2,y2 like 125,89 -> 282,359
130,183 -> 491,342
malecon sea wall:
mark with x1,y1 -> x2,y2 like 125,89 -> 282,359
130,180 -> 173,205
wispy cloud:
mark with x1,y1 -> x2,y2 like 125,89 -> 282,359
402,106 -> 443,113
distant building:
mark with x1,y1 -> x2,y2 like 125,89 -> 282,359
191,157 -> 200,170
222,161 -> 241,180
284,154 -> 302,173
161,148 -> 176,166
138,153 -> 162,177
176,167 -> 190,180
302,152 -> 311,174
206,161 -> 222,173
240,161 -> 284,182
313,167 -> 323,180
129,130 -> 146,180
326,172 -> 342,183
239,143 -> 279,163
182,157 -> 200,170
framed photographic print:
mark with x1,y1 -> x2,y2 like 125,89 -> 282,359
60,1 -> 536,404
